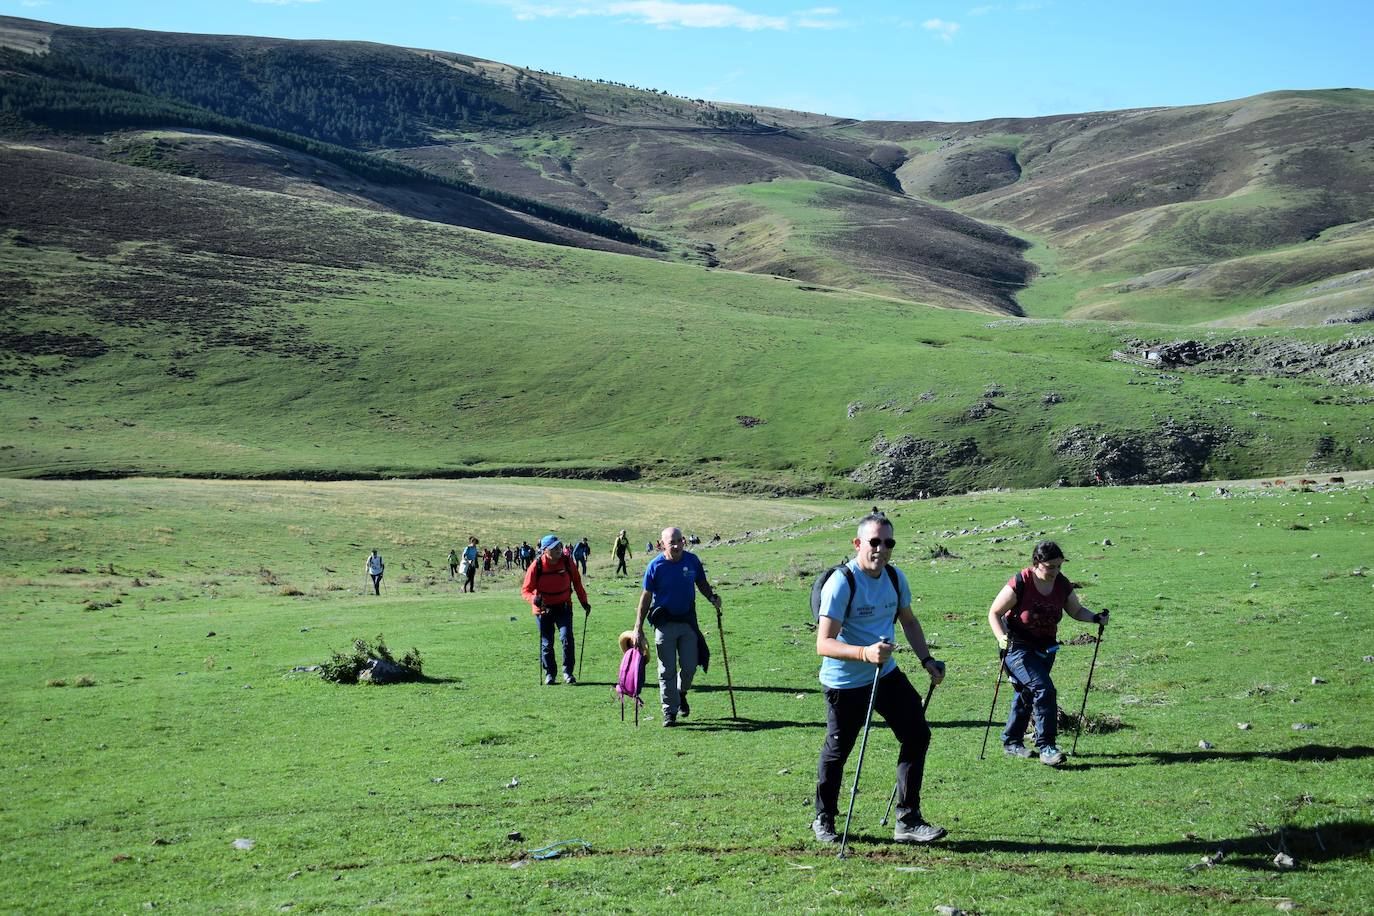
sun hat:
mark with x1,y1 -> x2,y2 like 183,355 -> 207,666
539,534 -> 561,551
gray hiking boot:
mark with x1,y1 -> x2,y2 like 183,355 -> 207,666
543,674 -> 554,686
678,694 -> 690,718
1004,742 -> 1034,759
1039,745 -> 1066,766
812,815 -> 838,844
893,817 -> 947,844
662,714 -> 678,728
563,673 -> 577,685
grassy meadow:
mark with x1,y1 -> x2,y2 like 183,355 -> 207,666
2,476 -> 1371,912
4,209 -> 1373,492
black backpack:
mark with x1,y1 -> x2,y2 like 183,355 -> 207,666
810,563 -> 902,623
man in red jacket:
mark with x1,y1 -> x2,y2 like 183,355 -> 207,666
522,534 -> 592,685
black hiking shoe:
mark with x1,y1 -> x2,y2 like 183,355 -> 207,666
543,674 -> 554,686
662,714 -> 678,728
893,817 -> 947,844
678,695 -> 690,718
563,673 -> 577,685
812,815 -> 839,844
1003,742 -> 1034,759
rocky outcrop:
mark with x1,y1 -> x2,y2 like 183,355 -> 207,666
849,434 -> 982,498
1129,335 -> 1374,387
1052,420 -> 1232,485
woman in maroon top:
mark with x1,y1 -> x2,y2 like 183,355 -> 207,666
987,541 -> 1108,766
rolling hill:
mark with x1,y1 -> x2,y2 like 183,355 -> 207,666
5,16 -> 1372,322
2,15 -> 1372,491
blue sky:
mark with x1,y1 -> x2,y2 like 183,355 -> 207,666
7,1 -> 1374,121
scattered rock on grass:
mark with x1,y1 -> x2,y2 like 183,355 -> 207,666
507,831 -> 523,841
1237,722 -> 1251,730
1292,723 -> 1314,730
935,907 -> 966,916
1311,677 -> 1326,685
1274,852 -> 1297,870
1198,740 -> 1213,750
232,838 -> 255,850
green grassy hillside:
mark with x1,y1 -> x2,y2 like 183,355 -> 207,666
2,476 -> 1371,911
3,140 -> 1372,489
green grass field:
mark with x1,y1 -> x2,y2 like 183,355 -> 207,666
3,476 -> 1371,912
5,212 -> 1372,493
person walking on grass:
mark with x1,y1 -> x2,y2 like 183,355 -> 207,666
572,537 -> 591,576
461,537 -> 479,593
448,548 -> 459,580
631,527 -> 722,727
612,529 -> 633,577
812,514 -> 947,846
987,540 -> 1109,767
365,549 -> 385,595
522,535 -> 591,685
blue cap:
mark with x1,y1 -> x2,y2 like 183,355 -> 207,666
539,534 -> 561,550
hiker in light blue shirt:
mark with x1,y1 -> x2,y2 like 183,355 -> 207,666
811,513 -> 947,846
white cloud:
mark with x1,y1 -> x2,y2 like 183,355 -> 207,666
491,0 -> 849,30
922,17 -> 959,41
795,6 -> 845,29
966,4 -> 1000,14
20,0 -> 52,6
612,2 -> 787,30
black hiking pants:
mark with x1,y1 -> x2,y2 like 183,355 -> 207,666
815,667 -> 931,826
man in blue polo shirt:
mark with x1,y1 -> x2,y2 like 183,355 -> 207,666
631,526 -> 722,727
812,513 -> 947,846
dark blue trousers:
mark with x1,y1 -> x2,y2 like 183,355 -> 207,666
537,603 -> 576,678
1003,644 -> 1058,749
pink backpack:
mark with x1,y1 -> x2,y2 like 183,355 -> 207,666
613,645 -> 648,726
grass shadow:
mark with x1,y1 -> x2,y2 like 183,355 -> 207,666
691,684 -> 820,696
937,819 -> 1374,869
677,716 -> 814,732
1067,743 -> 1374,770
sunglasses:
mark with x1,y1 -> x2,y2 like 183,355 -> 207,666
865,537 -> 897,548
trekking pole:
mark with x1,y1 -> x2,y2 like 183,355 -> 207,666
978,649 -> 1009,760
715,605 -> 738,719
880,681 -> 935,826
577,609 -> 589,681
1071,612 -> 1107,756
838,664 -> 882,859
